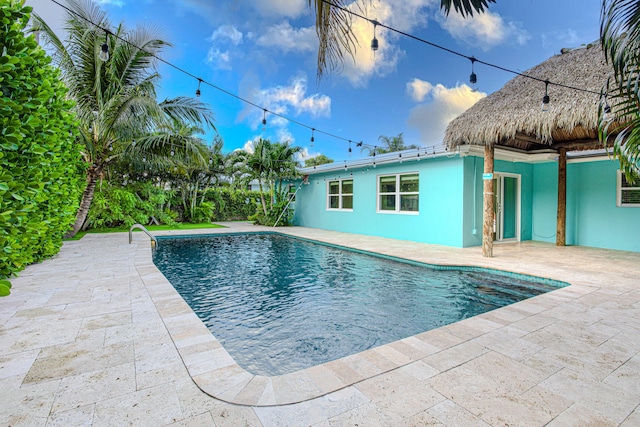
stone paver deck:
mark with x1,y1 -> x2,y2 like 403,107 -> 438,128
2,222 -> 640,426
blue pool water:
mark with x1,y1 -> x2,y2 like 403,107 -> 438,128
153,233 -> 567,376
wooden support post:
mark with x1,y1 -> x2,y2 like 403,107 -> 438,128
483,143 -> 495,257
556,148 -> 567,246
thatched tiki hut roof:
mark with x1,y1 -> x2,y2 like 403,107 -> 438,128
443,43 -> 612,257
444,43 -> 610,151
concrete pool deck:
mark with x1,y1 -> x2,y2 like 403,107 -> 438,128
2,223 -> 640,426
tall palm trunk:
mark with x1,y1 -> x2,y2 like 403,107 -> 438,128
64,166 -> 100,238
258,179 -> 267,215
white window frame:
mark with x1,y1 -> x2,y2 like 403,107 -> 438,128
377,173 -> 419,214
617,170 -> 640,207
287,184 -> 297,203
326,178 -> 354,211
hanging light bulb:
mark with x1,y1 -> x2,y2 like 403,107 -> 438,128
416,152 -> 421,162
310,128 -> 315,147
209,157 -> 213,164
170,149 -> 175,156
469,57 -> 477,90
108,144 -> 113,151
399,153 -> 403,164
142,155 -> 146,163
348,141 -> 352,156
344,161 -> 348,171
195,78 -> 202,97
99,30 -> 109,62
542,80 -> 550,112
262,109 -> 267,129
371,20 -> 379,52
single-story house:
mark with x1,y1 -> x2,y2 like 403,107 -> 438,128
291,44 -> 640,253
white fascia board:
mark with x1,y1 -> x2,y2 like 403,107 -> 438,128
298,148 -> 455,175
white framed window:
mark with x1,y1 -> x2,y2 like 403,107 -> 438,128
617,170 -> 640,207
287,184 -> 297,202
378,173 -> 419,214
327,179 -> 353,211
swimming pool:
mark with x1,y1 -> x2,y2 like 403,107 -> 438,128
153,232 -> 567,376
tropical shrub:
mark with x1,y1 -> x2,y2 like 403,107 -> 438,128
0,0 -> 84,296
206,187 -> 260,221
248,200 -> 294,226
87,181 -> 176,229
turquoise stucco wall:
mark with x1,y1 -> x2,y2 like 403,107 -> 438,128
532,159 -> 640,251
294,154 -> 639,252
293,157 -> 467,246
461,156 -> 534,247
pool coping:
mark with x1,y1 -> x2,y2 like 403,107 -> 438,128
136,227 -> 598,407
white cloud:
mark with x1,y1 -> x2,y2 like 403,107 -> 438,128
296,148 -> 317,162
337,0 -> 436,87
253,75 -> 331,120
406,80 -> 486,144
254,21 -> 317,53
239,75 -> 330,146
437,10 -> 530,50
243,140 -> 256,154
206,49 -> 233,70
252,0 -> 306,18
210,25 -> 243,46
406,78 -> 434,102
206,25 -> 243,70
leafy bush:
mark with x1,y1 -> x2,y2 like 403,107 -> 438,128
0,1 -> 84,296
87,181 -> 176,229
206,187 -> 261,221
248,200 -> 293,226
191,201 -> 214,223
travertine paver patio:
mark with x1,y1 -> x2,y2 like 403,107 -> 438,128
2,222 -> 640,426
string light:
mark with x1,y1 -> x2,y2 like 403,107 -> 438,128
542,80 -> 550,112
98,30 -> 109,62
48,0 -> 604,160
348,141 -> 352,156
469,56 -> 477,89
318,0 -> 602,98
262,109 -> 267,127
195,78 -> 202,97
310,128 -> 315,147
371,20 -> 379,52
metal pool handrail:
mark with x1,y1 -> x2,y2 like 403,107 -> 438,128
129,224 -> 158,247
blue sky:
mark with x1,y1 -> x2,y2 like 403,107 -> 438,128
28,0 -> 601,163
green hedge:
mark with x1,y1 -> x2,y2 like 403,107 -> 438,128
87,181 -> 177,229
206,187 -> 261,221
0,1 -> 84,296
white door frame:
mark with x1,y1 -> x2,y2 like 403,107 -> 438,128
494,172 -> 521,242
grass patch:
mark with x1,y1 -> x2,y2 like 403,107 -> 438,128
67,222 -> 227,240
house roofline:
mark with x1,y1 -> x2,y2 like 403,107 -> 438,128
298,145 -> 613,175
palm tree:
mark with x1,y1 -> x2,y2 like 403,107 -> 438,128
246,139 -> 301,215
361,133 -> 419,155
246,139 -> 273,215
32,0 -> 215,237
600,0 -> 640,178
311,0 -> 495,79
